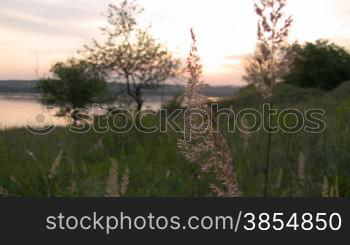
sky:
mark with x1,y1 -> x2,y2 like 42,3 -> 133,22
0,0 -> 350,85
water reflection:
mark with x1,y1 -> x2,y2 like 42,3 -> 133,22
0,95 -> 224,129
0,95 -> 174,129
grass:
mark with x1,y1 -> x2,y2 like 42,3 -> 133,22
0,125 -> 211,197
220,82 -> 350,197
0,82 -> 350,197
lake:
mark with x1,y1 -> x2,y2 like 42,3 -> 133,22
0,94 -> 174,129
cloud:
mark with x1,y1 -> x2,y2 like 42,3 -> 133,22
1,0 -> 106,21
0,1 -> 107,39
1,0 -> 350,84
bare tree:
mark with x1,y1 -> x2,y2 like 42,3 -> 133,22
82,0 -> 181,111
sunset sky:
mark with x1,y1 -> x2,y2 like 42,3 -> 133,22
1,0 -> 350,85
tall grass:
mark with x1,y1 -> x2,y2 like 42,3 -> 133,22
219,82 -> 350,197
1,82 -> 349,197
0,116 -> 213,197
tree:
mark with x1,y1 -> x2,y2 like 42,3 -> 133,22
36,58 -> 107,122
284,40 -> 350,91
82,0 -> 181,111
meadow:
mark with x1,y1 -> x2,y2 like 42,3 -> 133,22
1,82 -> 349,197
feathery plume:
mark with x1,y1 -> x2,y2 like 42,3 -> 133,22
244,0 -> 296,197
105,159 -> 129,197
298,152 -> 305,184
0,185 -> 9,196
322,176 -> 329,197
275,168 -> 283,189
90,138 -> 104,154
48,150 -> 64,180
106,159 -> 119,197
329,174 -> 340,198
178,29 -> 240,197
334,174 -> 339,198
120,167 -> 130,196
10,176 -> 22,189
81,161 -> 88,175
68,181 -> 78,194
26,150 -> 38,161
244,0 -> 295,98
25,149 -> 51,196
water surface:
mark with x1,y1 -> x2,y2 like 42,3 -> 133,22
0,94 -> 173,129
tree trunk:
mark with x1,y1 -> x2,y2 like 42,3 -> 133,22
135,87 -> 143,112
136,99 -> 143,112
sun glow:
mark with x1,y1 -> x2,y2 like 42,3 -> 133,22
0,0 -> 349,85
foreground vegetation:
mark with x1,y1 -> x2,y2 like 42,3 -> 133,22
1,0 -> 350,198
221,82 -> 350,197
1,82 -> 349,197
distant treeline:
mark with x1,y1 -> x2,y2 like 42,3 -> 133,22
0,80 -> 240,97
0,80 -> 37,93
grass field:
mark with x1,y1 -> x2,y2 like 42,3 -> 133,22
1,82 -> 350,197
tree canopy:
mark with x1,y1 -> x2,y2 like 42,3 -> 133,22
284,40 -> 350,91
36,58 -> 107,122
82,0 -> 181,111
